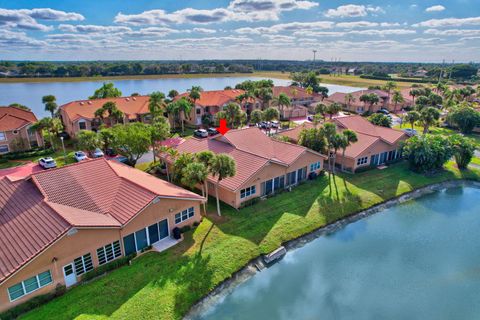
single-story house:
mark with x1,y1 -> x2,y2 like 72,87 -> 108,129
0,106 -> 43,153
279,115 -> 407,173
0,158 -> 203,312
165,127 -> 327,208
59,96 -> 152,137
175,89 -> 260,126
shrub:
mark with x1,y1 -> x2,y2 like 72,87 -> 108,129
193,221 -> 200,227
0,284 -> 66,320
2,148 -> 54,160
401,135 -> 453,173
179,225 -> 191,233
82,253 -> 137,282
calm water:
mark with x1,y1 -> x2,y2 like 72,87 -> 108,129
196,186 -> 480,320
0,77 -> 360,118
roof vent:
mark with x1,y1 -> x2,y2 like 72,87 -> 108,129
80,102 -> 84,105
88,101 -> 92,105
132,97 -> 136,101
126,98 -> 130,102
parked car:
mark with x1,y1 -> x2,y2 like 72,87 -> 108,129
377,109 -> 390,115
38,157 -> 57,169
74,151 -> 88,162
105,148 -> 117,157
91,148 -> 104,158
207,128 -> 219,136
194,129 -> 208,138
403,128 -> 418,136
307,115 -> 314,122
271,121 -> 279,129
259,121 -> 271,129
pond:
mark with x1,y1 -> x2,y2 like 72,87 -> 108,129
0,77 -> 361,118
194,186 -> 480,320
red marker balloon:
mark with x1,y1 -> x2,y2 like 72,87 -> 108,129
217,119 -> 230,135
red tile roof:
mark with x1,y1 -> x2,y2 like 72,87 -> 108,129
0,177 -> 70,284
0,106 -> 38,131
176,89 -> 247,107
173,127 -> 325,191
60,96 -> 150,122
0,158 -> 203,284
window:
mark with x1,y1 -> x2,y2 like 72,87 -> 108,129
310,161 -> 321,171
73,253 -> 93,276
357,157 -> 368,166
273,176 -> 285,191
123,234 -> 136,256
97,241 -> 122,265
297,167 -> 307,182
175,207 -> 195,224
0,145 -> 9,153
78,121 -> 86,130
286,171 -> 297,186
0,132 -> 5,141
240,185 -> 256,199
7,271 -> 52,301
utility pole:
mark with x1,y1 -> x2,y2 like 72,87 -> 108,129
312,50 -> 317,63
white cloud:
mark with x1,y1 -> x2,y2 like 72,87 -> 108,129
0,8 -> 84,32
424,28 -> 480,36
115,0 -> 318,25
235,21 -> 334,34
336,21 -> 379,28
21,8 -> 84,21
324,4 -> 384,18
425,5 -> 445,13
413,16 -> 480,27
0,29 -> 46,47
349,29 -> 416,36
193,28 -> 216,34
58,24 -> 132,34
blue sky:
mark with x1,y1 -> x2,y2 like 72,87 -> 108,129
0,0 -> 479,62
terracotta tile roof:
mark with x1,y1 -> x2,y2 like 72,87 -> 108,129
59,96 -> 150,122
272,86 -> 318,100
176,89 -> 247,107
0,106 -> 38,131
334,115 -> 406,145
278,122 -> 315,142
0,177 -> 70,284
173,127 -> 325,191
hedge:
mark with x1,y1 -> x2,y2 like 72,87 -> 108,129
0,284 -> 66,320
82,253 -> 137,282
1,148 -> 54,160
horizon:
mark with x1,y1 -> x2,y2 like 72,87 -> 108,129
0,0 -> 479,62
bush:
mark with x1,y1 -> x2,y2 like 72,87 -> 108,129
2,148 -> 54,160
193,221 -> 200,227
0,284 -> 66,320
179,225 -> 191,233
82,253 -> 137,282
401,135 -> 453,173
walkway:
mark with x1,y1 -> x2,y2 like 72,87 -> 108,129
152,237 -> 182,253
0,162 -> 41,181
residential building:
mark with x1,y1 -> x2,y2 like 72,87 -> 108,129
0,106 -> 43,154
0,158 -> 203,312
279,115 -> 407,173
272,86 -> 319,119
175,89 -> 260,126
59,96 -> 152,137
165,127 -> 326,208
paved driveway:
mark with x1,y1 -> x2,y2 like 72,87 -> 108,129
0,162 -> 42,181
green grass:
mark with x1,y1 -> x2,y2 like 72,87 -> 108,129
21,162 -> 480,320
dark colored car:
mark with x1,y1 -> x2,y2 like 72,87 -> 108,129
377,109 -> 389,115
105,148 -> 118,157
207,128 -> 219,136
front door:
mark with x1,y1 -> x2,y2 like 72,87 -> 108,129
63,263 -> 77,288
159,219 -> 169,240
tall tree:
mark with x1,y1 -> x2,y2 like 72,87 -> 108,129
168,89 -> 179,100
447,105 -> 480,134
42,95 -> 57,118
449,134 -> 475,169
180,163 -> 208,208
150,116 -> 170,164
111,123 -> 152,166
419,107 -> 440,134
77,130 -> 102,152
369,113 -> 392,128
250,109 -> 264,125
272,93 -> 291,119
382,81 -> 397,102
339,130 -> 358,172
210,154 -> 236,216
344,93 -> 355,110
326,103 -> 341,119
176,97 -> 193,133
196,150 -> 215,213
405,111 -> 420,130
89,82 -> 122,99
391,90 -> 404,111
321,122 -> 337,172
33,117 -> 63,151
263,107 -> 280,122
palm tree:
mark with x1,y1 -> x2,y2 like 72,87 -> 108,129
344,93 -> 355,111
391,90 -> 405,112
166,101 -> 180,130
236,91 -> 254,112
176,98 -> 193,133
224,103 -> 242,128
382,81 -> 397,102
149,91 -> 166,117
409,89 -> 420,105
188,86 -> 202,104
272,93 -> 291,119
196,150 -> 215,213
255,87 -> 273,110
180,162 -> 208,214
42,95 -> 57,118
404,111 -> 420,130
320,122 -> 337,172
330,133 -> 344,175
340,130 -> 358,172
326,103 -> 341,119
210,154 -> 236,216
168,89 -> 179,100
315,103 -> 327,119
420,107 -> 440,134
33,117 -> 63,151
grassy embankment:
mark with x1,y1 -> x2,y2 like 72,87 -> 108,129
22,161 -> 480,320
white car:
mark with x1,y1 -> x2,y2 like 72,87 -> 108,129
74,151 -> 88,162
91,148 -> 104,158
194,129 -> 208,138
38,157 -> 57,169
403,128 -> 418,136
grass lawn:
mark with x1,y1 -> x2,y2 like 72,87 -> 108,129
22,161 -> 479,320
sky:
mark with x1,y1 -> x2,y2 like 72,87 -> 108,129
0,0 -> 479,62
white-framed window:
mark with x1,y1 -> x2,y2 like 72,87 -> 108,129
175,207 -> 195,224
7,270 -> 52,302
240,185 -> 256,199
0,145 -> 9,154
73,253 -> 93,276
310,161 -> 321,171
0,132 -> 5,141
357,157 -> 368,166
96,241 -> 122,265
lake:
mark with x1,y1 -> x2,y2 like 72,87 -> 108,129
194,186 -> 480,320
0,77 -> 361,118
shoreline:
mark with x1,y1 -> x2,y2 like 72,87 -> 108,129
184,179 -> 480,319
